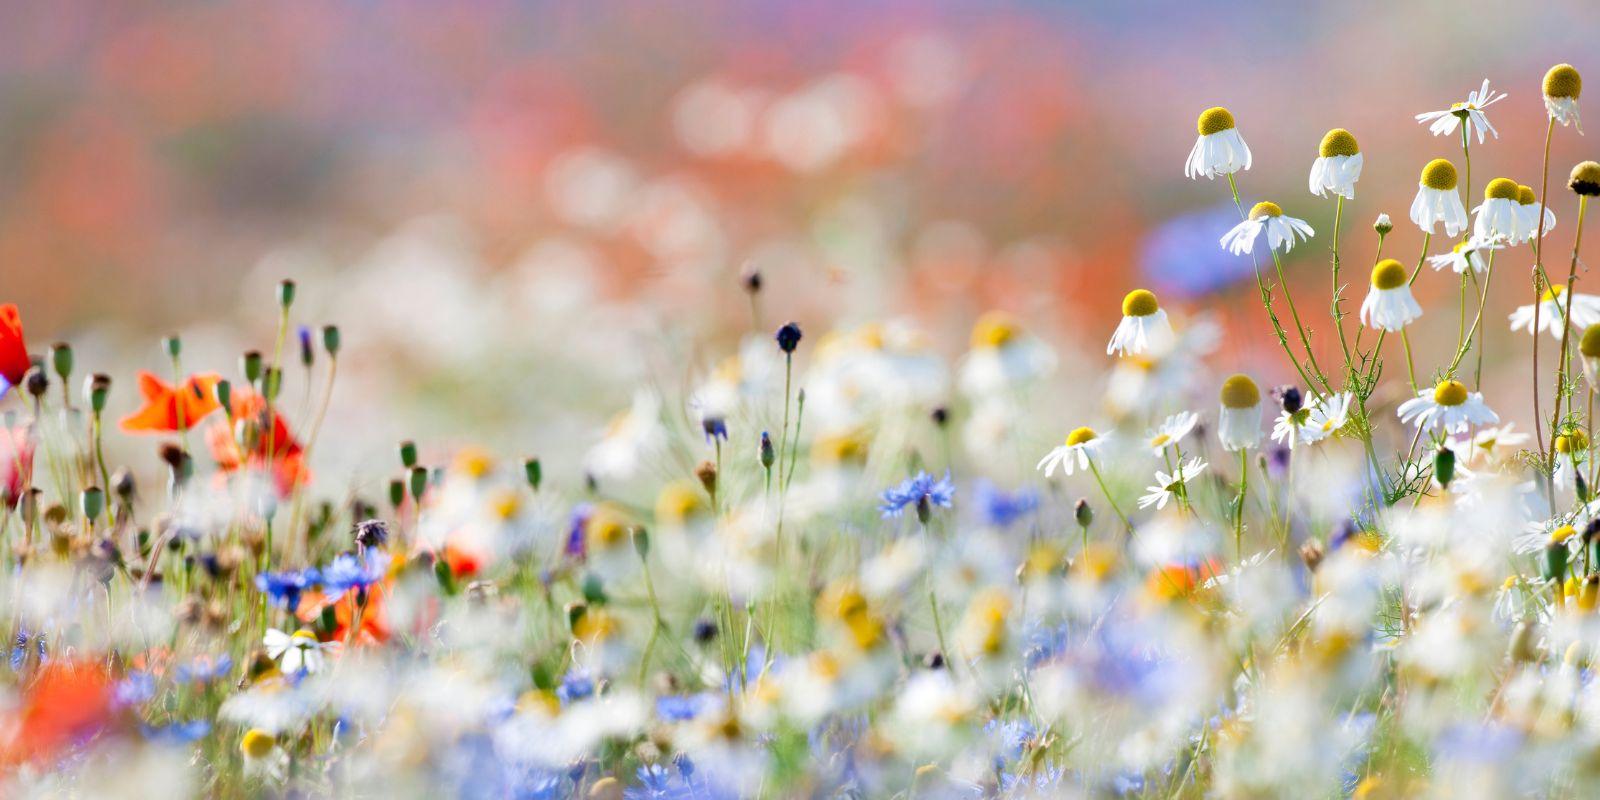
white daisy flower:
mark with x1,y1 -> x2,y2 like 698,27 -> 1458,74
1554,430 -> 1589,490
1516,184 -> 1557,241
1427,236 -> 1501,274
1581,324 -> 1600,388
1415,78 -> 1506,143
1410,158 -> 1468,236
1271,406 -> 1310,450
240,729 -> 289,781
957,311 -> 1057,397
1544,63 -> 1582,131
1106,289 -> 1174,356
1185,106 -> 1251,179
1448,423 -> 1531,465
1359,258 -> 1422,331
1300,392 -> 1354,444
1216,374 -> 1262,452
1396,380 -> 1500,434
1308,128 -> 1363,199
1036,427 -> 1107,478
1138,458 -> 1207,511
1509,284 -> 1600,339
1220,201 -> 1315,256
1145,411 -> 1198,456
1472,178 -> 1530,244
1512,520 -> 1578,557
262,628 -> 331,675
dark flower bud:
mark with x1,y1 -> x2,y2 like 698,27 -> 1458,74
388,478 -> 405,509
695,460 -> 718,496
214,379 -> 232,415
931,406 -> 949,428
1274,385 -> 1303,414
321,324 -> 342,356
262,367 -> 282,401
354,519 -> 390,549
409,465 -> 429,503
112,468 -> 136,502
524,457 -> 542,491
759,432 -> 775,469
1432,447 -> 1456,489
434,557 -> 456,595
632,526 -> 650,559
775,322 -> 803,354
49,342 -> 73,381
297,325 -> 315,368
80,487 -> 105,521
1544,540 -> 1569,582
741,266 -> 762,294
399,440 -> 419,469
1074,498 -> 1093,528
277,279 -> 297,309
84,373 -> 111,414
702,416 -> 728,443
162,334 -> 182,359
24,366 -> 48,400
241,351 -> 264,385
924,651 -> 945,670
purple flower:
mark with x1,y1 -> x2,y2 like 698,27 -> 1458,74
880,471 -> 955,521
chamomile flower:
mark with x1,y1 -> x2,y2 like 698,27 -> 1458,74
1580,324 -> 1600,388
1219,201 -> 1315,255
1396,380 -> 1500,434
1410,158 -> 1469,236
1517,184 -> 1556,240
1473,178 -> 1530,243
1138,458 -> 1207,511
1036,427 -> 1107,477
1185,106 -> 1251,179
1359,258 -> 1423,331
240,729 -> 288,780
1544,63 -> 1582,131
1308,128 -> 1363,199
1554,430 -> 1590,491
1271,388 -> 1310,449
1300,392 -> 1354,444
1144,411 -> 1198,456
1573,161 -> 1600,197
1511,520 -> 1578,557
957,311 -> 1056,397
1509,284 -> 1600,338
1217,374 -> 1262,451
262,628 -> 330,675
1428,236 -> 1502,274
1106,290 -> 1174,356
1415,78 -> 1505,143
1449,423 -> 1531,465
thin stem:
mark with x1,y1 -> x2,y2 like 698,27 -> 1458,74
1549,196 -> 1591,473
1227,172 -> 1319,393
1086,458 -> 1132,535
1330,195 -> 1354,382
1534,117 -> 1557,466
1234,447 -> 1249,561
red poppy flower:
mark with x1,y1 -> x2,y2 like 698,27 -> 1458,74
0,304 -> 30,387
119,371 -> 224,433
206,386 -> 309,494
0,426 -> 33,508
297,580 -> 393,646
1,660 -> 115,767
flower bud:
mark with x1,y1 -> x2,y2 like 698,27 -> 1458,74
84,373 -> 111,414
262,367 -> 282,401
49,342 -> 72,381
1544,539 -> 1569,582
1373,213 -> 1393,235
241,350 -> 264,385
695,460 -> 718,497
1432,446 -> 1456,489
214,379 -> 232,415
399,440 -> 418,469
775,321 -> 803,354
1074,498 -> 1093,528
409,465 -> 428,503
524,457 -> 542,491
277,279 -> 297,309
162,334 -> 182,359
759,431 -> 775,469
297,325 -> 314,368
80,487 -> 105,521
24,366 -> 48,400
1274,385 -> 1303,414
388,478 -> 405,509
321,325 -> 341,356
741,266 -> 762,294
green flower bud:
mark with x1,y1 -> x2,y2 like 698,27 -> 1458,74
321,324 -> 341,356
49,342 -> 73,381
241,350 -> 264,385
399,440 -> 418,469
409,465 -> 428,503
80,486 -> 105,521
524,457 -> 542,491
277,279 -> 297,309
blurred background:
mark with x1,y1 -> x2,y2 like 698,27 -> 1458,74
2,0 -> 1596,487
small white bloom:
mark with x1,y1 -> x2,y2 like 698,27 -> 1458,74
1308,129 -> 1362,199
1300,392 -> 1354,444
1359,259 -> 1422,331
1396,380 -> 1499,434
1139,458 -> 1207,510
262,628 -> 331,675
1517,186 -> 1557,240
1415,78 -> 1506,143
1472,178 -> 1531,243
1544,64 -> 1582,131
1427,236 -> 1501,275
1185,106 -> 1251,179
1036,427 -> 1107,478
957,311 -> 1056,397
1220,201 -> 1315,255
1145,411 -> 1198,456
1410,159 -> 1468,236
1509,284 -> 1600,339
1107,289 -> 1174,356
1217,374 -> 1262,452
1448,423 -> 1530,465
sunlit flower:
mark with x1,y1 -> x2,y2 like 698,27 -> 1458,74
261,628 -> 330,675
1185,106 -> 1251,179
1428,236 -> 1502,274
1509,284 -> 1600,338
879,471 -> 955,520
1144,411 -> 1198,456
1220,201 -> 1315,255
1359,258 -> 1422,331
1396,380 -> 1499,434
120,372 -> 224,433
957,311 -> 1056,396
240,729 -> 287,780
1139,458 -> 1207,510
1308,128 -> 1362,198
1415,78 -> 1505,143
1517,184 -> 1557,240
1107,289 -> 1174,356
0,303 -> 29,392
1411,158 -> 1468,236
1473,178 -> 1530,243
1582,324 -> 1600,388
1449,423 -> 1530,465
1544,63 -> 1582,131
1217,374 -> 1262,451
1294,392 -> 1354,445
1036,427 -> 1106,477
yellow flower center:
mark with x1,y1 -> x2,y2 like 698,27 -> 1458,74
813,430 -> 868,465
1543,284 -> 1567,303
1572,161 -> 1600,195
453,447 -> 494,478
291,629 -> 319,643
1219,374 -> 1260,409
1121,289 -> 1160,317
1149,433 -> 1171,448
1517,185 -> 1537,205
1318,128 -> 1359,158
1197,106 -> 1236,136
1553,525 -> 1578,544
970,311 -> 1019,349
1484,178 -> 1520,201
655,481 -> 708,524
1545,64 -> 1583,99
1557,430 -> 1588,454
1420,158 -> 1458,191
240,729 -> 276,760
1065,426 -> 1098,447
588,508 -> 630,549
1580,324 -> 1600,357
1248,201 -> 1282,220
1371,259 -> 1408,290
1431,380 -> 1468,407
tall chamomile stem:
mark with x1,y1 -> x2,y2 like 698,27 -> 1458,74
1227,173 -> 1320,393
1086,458 -> 1132,535
1268,233 -> 1332,394
1533,118 -> 1557,466
1329,195 -> 1355,380
1549,196 -> 1590,472
1234,447 -> 1249,561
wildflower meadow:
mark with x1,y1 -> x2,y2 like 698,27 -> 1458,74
7,7 -> 1600,799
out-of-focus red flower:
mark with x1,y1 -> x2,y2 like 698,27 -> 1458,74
0,426 -> 33,509
0,304 -> 30,387
440,542 -> 482,579
297,579 -> 393,646
119,371 -> 223,433
206,386 -> 309,494
1144,558 -> 1225,602
1,659 -> 115,767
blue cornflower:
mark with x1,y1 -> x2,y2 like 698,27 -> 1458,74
175,654 -> 233,685
557,670 -> 594,704
141,720 -> 211,744
320,550 -> 390,599
775,321 -> 803,354
114,671 -> 157,707
255,568 -> 320,610
566,504 -> 594,559
297,324 -> 315,367
879,471 -> 955,521
10,630 -> 45,672
973,481 -> 1037,528
702,416 -> 729,443
656,693 -> 714,722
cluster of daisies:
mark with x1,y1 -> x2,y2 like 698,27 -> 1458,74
9,63 -> 1600,800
